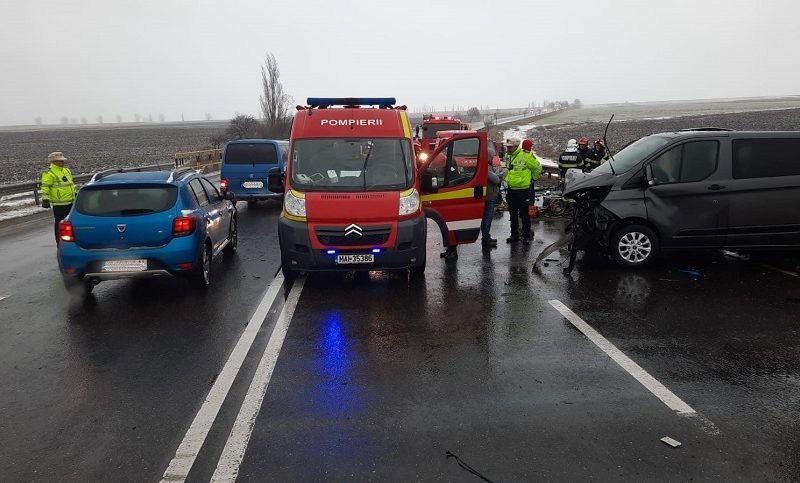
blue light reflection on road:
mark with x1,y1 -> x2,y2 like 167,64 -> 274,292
312,311 -> 364,417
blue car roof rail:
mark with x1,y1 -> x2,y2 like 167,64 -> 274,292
89,165 -> 165,184
167,167 -> 197,183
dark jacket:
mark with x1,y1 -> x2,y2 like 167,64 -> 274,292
558,150 -> 582,169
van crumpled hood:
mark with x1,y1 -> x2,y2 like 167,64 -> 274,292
564,172 -> 616,197
304,192 -> 400,223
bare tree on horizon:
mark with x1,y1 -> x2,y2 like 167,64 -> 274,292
259,52 -> 293,138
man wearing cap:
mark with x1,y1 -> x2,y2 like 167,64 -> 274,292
41,152 -> 76,243
505,139 -> 542,245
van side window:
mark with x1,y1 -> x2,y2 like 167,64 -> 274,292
279,144 -> 289,168
681,141 -> 718,182
733,138 -> 800,179
650,141 -> 718,185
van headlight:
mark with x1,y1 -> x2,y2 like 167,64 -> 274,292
284,191 -> 306,217
399,189 -> 420,216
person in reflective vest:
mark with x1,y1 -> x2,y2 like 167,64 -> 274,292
505,139 -> 542,245
40,151 -> 77,243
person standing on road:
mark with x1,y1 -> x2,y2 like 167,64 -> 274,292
557,139 -> 582,190
584,139 -> 608,172
481,162 -> 503,247
577,136 -> 592,166
40,152 -> 76,243
505,139 -> 542,245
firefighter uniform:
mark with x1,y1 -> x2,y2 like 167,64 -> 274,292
41,153 -> 77,242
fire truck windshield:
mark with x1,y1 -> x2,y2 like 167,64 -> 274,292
420,123 -> 462,139
291,138 -> 414,191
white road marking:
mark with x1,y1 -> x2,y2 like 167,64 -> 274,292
211,276 -> 306,482
548,300 -> 696,415
761,264 -> 798,277
161,273 -> 286,482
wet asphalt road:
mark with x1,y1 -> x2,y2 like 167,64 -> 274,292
1,205 -> 799,482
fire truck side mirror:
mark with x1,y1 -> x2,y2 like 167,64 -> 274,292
267,167 -> 284,193
420,169 -> 439,193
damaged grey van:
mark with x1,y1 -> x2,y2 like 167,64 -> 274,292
559,129 -> 800,272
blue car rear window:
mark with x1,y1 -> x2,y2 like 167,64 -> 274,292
225,143 -> 278,164
76,186 -> 178,216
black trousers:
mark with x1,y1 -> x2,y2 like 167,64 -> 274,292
52,204 -> 72,242
507,189 -> 531,239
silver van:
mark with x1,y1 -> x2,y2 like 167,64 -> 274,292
561,129 -> 800,271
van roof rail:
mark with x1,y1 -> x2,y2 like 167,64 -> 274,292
678,127 -> 733,132
89,165 -> 165,183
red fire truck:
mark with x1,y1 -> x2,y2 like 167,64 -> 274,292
268,98 -> 489,281
415,114 -> 467,159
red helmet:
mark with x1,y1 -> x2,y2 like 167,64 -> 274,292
521,139 -> 533,151
578,136 -> 590,145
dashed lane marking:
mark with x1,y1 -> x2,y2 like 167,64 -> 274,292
548,299 -> 696,415
211,275 -> 306,482
161,273 -> 285,482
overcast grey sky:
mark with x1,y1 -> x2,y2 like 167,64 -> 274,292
2,0 -> 798,125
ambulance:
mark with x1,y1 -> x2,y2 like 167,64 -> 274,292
269,98 -> 489,281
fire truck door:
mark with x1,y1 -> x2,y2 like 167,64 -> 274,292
419,132 -> 488,246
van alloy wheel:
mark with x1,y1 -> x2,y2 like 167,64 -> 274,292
617,231 -> 652,264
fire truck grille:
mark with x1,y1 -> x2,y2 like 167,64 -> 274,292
315,225 -> 391,246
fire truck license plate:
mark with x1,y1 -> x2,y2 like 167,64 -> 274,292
336,254 -> 374,265
102,259 -> 147,272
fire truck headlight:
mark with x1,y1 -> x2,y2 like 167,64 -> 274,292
284,191 -> 306,218
399,189 -> 420,216
418,152 -> 429,162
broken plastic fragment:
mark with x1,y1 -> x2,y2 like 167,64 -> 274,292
661,436 -> 681,448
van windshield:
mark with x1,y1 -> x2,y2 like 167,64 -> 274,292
421,123 -> 462,139
291,138 -> 414,191
224,143 -> 278,165
593,135 -> 672,175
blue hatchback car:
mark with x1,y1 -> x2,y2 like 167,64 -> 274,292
58,168 -> 237,292
220,139 -> 288,204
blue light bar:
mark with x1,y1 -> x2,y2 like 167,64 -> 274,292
326,250 -> 336,255
307,97 -> 396,107
372,248 -> 381,253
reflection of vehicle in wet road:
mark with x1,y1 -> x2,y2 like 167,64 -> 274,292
2,180 -> 800,481
560,130 -> 800,272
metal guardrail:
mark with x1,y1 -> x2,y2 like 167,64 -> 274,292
0,155 -> 223,205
